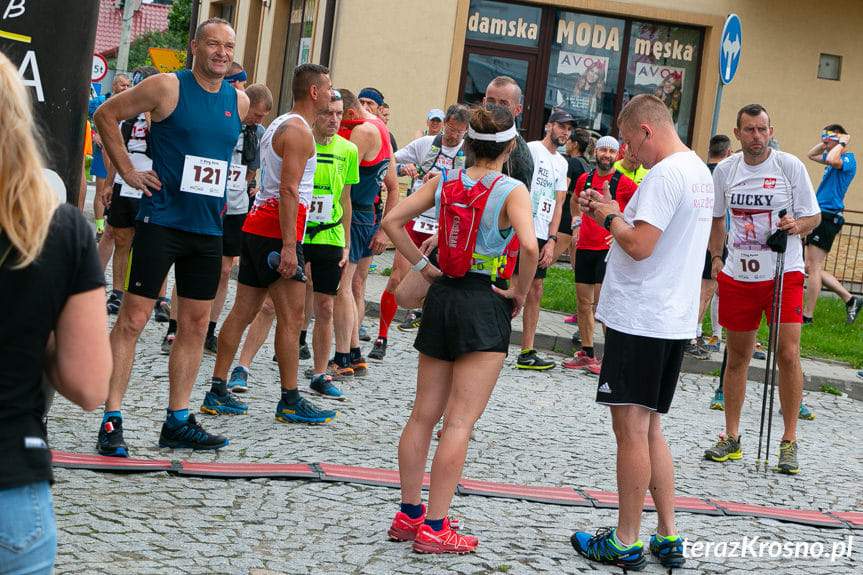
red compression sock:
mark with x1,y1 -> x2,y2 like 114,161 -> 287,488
379,290 -> 397,338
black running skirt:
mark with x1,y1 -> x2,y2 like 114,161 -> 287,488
414,273 -> 513,362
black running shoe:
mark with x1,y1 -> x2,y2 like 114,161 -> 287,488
106,290 -> 123,315
204,334 -> 218,356
368,337 -> 387,360
516,349 -> 555,370
158,414 -> 228,450
160,333 -> 175,355
845,296 -> 861,325
397,310 -> 422,332
299,343 -> 311,360
97,416 -> 128,458
153,298 -> 170,322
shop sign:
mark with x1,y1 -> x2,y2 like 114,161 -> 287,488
466,0 -> 541,47
556,19 -> 620,51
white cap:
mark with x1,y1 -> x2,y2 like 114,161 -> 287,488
595,136 -> 620,152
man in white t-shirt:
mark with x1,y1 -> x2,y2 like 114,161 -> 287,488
515,109 -> 571,370
703,104 -> 820,474
571,94 -> 713,570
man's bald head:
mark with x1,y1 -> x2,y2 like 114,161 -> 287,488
617,94 -> 674,134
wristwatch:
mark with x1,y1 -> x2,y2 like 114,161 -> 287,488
603,213 -> 619,231
840,142 -> 847,148
547,235 -> 557,242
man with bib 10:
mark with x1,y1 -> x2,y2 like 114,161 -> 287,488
704,104 -> 820,474
93,17 -> 249,456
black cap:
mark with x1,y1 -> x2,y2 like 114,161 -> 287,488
548,109 -> 574,125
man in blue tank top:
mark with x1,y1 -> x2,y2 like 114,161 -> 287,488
93,17 -> 250,457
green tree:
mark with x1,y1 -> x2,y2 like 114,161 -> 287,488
167,0 -> 192,45
127,29 -> 186,71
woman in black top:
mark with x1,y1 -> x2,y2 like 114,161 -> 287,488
0,52 -> 111,574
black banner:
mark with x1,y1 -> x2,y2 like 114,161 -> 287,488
0,0 -> 101,204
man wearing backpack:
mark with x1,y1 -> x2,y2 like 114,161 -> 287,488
368,104 -> 470,360
516,109 -> 573,370
563,137 -> 637,373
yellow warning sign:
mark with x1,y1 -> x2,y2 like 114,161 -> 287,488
148,47 -> 186,73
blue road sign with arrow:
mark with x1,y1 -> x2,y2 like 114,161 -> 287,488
719,14 -> 742,85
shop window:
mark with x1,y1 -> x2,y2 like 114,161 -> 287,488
623,22 -> 702,142
216,2 -> 235,26
464,53 -> 530,126
546,11 -> 625,134
278,0 -> 316,112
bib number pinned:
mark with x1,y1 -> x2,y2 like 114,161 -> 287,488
413,214 -> 438,235
180,155 -> 228,197
308,194 -> 334,223
226,164 -> 248,193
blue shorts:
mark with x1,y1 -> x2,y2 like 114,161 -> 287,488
349,210 -> 379,263
89,146 -> 107,179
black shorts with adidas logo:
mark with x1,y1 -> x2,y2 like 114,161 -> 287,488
595,327 -> 686,414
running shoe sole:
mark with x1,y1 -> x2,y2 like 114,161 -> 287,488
516,363 -> 555,370
200,403 -> 248,415
704,450 -> 742,462
275,412 -> 337,425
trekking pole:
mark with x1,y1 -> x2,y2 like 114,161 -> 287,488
756,210 -> 788,470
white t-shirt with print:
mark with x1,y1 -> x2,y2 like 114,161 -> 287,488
527,140 -> 568,240
596,151 -> 714,340
712,151 -> 818,281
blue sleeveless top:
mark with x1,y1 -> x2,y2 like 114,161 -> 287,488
139,70 -> 241,235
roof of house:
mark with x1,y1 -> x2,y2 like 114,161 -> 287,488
94,0 -> 172,57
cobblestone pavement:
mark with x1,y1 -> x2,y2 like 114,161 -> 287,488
48,269 -> 863,574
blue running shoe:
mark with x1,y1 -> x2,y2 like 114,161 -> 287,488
649,533 -> 685,568
710,389 -> 724,410
359,324 -> 371,342
310,374 -> 345,401
200,390 -> 248,415
275,396 -> 337,425
571,527 -> 646,571
158,414 -> 228,450
227,366 -> 249,393
858,371 -> 863,380
798,403 -> 815,420
97,416 -> 128,458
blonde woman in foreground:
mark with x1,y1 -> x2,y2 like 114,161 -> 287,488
0,52 -> 111,574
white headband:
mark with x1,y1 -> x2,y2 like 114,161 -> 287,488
467,125 -> 518,142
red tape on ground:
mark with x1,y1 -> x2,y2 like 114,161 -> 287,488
709,500 -> 845,528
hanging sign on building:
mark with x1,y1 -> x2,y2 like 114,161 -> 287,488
0,0 -> 101,205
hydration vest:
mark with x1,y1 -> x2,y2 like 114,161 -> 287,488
438,169 -> 519,281
583,169 -> 622,199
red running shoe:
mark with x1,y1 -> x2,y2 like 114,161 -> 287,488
389,506 -> 463,541
564,313 -> 579,324
587,358 -> 603,374
563,351 -> 597,370
388,505 -> 426,541
412,517 -> 478,554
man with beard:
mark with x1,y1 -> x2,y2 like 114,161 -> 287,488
703,104 -> 820,474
